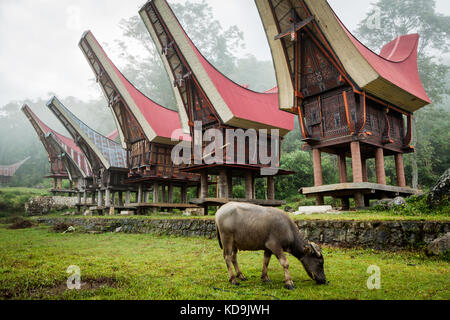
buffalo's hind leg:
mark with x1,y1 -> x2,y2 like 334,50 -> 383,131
261,250 -> 272,283
222,235 -> 239,286
232,248 -> 247,281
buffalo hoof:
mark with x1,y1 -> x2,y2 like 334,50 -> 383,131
285,284 -> 295,290
229,278 -> 240,286
238,275 -> 248,281
261,278 -> 271,284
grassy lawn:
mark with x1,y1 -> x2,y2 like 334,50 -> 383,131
0,224 -> 448,300
34,210 -> 450,222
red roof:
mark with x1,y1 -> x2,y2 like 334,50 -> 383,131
86,31 -> 191,142
165,1 -> 294,132
106,129 -> 119,141
24,106 -> 91,176
338,19 -> 431,104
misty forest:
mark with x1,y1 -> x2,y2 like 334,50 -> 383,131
1,0 -> 449,201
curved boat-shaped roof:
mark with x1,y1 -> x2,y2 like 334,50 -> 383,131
0,157 -> 30,177
255,0 -> 430,113
140,0 -> 294,136
22,105 -> 91,178
79,31 -> 191,145
338,19 -> 431,106
45,133 -> 91,179
106,129 -> 119,141
47,96 -> 127,171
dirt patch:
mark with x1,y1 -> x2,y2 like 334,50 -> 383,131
51,222 -> 72,232
1,277 -> 118,299
7,218 -> 34,230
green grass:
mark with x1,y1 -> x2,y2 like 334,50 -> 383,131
0,224 -> 448,300
35,209 -> 450,222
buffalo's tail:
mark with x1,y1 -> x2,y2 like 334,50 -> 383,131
216,226 -> 223,249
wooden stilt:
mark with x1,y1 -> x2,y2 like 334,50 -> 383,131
168,183 -> 174,203
245,172 -> 253,200
267,175 -> 275,201
395,153 -> 406,187
218,168 -> 228,198
338,153 -> 347,183
351,141 -> 363,183
375,147 -> 386,185
153,182 -> 159,203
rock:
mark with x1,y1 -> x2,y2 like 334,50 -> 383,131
183,208 -> 204,216
428,168 -> 450,208
84,210 -> 92,216
120,211 -> 134,216
426,233 -> 450,256
284,206 -> 295,213
63,226 -> 76,234
294,205 -> 334,215
115,227 -> 123,233
372,197 -> 406,210
25,196 -> 79,215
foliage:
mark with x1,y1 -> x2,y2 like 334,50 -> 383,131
0,188 -> 50,215
371,194 -> 450,217
0,227 -> 448,300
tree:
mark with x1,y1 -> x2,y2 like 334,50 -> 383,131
115,0 -> 245,109
357,0 -> 450,188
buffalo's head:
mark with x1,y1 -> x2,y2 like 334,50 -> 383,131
300,242 -> 327,285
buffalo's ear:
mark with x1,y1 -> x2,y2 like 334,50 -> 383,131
311,242 -> 322,258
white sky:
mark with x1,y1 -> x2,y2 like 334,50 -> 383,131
0,0 -> 449,107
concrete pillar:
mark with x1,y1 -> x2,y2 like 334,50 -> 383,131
200,171 -> 208,198
252,176 -> 256,200
153,182 -> 160,203
312,149 -> 323,186
245,172 -> 253,200
350,141 -> 363,183
144,191 -> 150,203
91,192 -> 96,206
53,178 -> 57,190
125,191 -> 131,204
218,168 -> 228,198
83,191 -> 87,209
97,190 -> 103,207
168,183 -> 174,203
354,192 -> 365,209
338,154 -> 347,183
361,158 -> 368,182
267,176 -> 275,201
111,192 -> 116,206
395,153 -> 407,187
105,189 -> 111,207
137,184 -> 143,204
375,147 -> 386,185
57,178 -> 63,190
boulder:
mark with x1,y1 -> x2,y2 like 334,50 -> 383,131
284,206 -> 295,213
83,210 -> 92,216
294,205 -> 334,215
428,168 -> 450,208
426,233 -> 450,256
372,197 -> 406,210
183,208 -> 204,216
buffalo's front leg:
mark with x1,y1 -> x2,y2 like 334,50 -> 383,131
266,241 -> 294,290
261,250 -> 272,283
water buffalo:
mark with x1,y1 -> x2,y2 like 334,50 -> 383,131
215,202 -> 326,289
